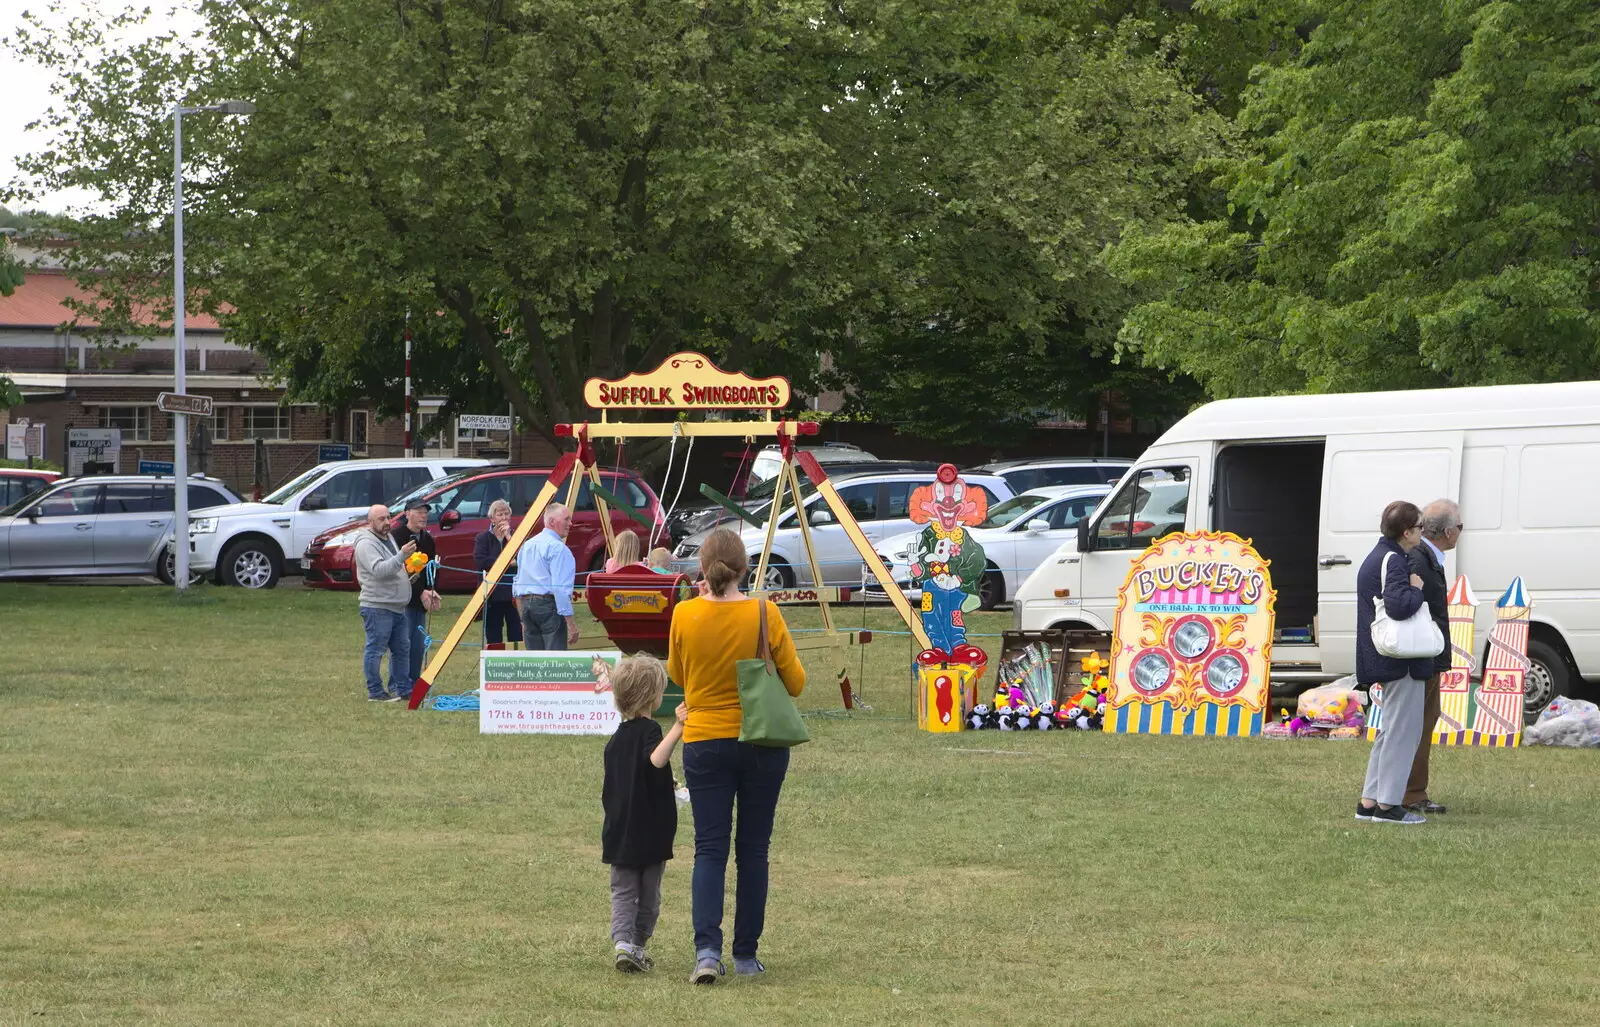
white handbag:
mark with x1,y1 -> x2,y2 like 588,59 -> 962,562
1370,551 -> 1444,660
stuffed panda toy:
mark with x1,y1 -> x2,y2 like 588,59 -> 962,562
968,704 -> 992,731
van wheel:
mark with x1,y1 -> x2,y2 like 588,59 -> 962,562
1523,638 -> 1570,723
978,568 -> 1005,611
220,538 -> 281,589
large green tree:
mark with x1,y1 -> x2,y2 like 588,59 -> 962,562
1110,0 -> 1600,397
9,0 -> 1235,445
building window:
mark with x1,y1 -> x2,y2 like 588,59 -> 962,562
456,420 -> 494,445
242,406 -> 290,440
210,407 -> 230,442
100,405 -> 152,441
350,410 -> 368,454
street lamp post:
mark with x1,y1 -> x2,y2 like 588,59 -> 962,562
171,99 -> 253,592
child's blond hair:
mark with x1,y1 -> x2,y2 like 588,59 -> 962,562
610,654 -> 668,719
647,547 -> 672,570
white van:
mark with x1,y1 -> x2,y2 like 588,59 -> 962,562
1013,381 -> 1600,717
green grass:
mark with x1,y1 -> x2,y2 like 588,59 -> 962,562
2,583 -> 1598,1026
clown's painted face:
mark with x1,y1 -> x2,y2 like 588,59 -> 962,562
912,467 -> 985,530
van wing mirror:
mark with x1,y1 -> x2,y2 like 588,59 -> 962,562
302,494 -> 328,512
1077,517 -> 1091,552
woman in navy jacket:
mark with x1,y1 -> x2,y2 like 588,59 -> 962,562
1354,500 -> 1436,824
475,499 -> 523,649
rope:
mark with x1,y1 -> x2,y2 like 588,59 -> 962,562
660,433 -> 696,546
427,689 -> 480,711
648,429 -> 680,549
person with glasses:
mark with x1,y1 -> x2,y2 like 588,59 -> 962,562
1404,499 -> 1462,815
1354,500 -> 1435,825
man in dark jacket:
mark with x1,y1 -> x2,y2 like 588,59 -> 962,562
1405,499 -> 1460,814
391,498 -> 441,681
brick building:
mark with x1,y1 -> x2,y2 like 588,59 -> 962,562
0,264 -> 559,494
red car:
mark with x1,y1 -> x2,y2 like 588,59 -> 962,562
0,468 -> 61,509
303,466 -> 665,592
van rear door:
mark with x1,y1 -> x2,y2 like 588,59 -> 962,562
1316,431 -> 1463,674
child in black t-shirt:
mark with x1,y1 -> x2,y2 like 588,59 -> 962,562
602,655 -> 684,973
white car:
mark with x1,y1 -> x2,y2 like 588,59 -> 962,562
672,470 -> 1015,589
181,457 -> 492,588
867,484 -> 1112,609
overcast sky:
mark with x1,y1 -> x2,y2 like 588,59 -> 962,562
1,2 -> 196,213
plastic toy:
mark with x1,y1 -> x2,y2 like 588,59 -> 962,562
405,551 -> 430,574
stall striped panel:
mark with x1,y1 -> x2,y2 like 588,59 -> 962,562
1434,576 -> 1477,742
1469,578 -> 1530,746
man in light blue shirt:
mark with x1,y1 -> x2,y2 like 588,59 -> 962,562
513,503 -> 580,650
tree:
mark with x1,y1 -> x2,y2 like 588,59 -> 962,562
1110,0 -> 1600,397
9,0 -> 1234,447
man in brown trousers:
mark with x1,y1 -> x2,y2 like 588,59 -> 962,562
1405,498 -> 1461,814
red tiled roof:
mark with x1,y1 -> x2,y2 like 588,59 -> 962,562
0,268 -> 223,331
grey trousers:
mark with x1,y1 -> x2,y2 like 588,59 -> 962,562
1362,674 -> 1426,807
610,862 -> 666,947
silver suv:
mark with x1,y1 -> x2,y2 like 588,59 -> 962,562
0,474 -> 241,582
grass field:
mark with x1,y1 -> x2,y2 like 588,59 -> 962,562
3,582 -> 1599,1026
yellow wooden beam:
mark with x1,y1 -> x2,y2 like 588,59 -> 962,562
408,455 -> 577,708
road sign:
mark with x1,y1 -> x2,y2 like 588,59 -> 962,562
139,460 -> 175,475
24,424 -> 43,459
4,424 -> 24,461
458,413 -> 514,431
157,392 -> 214,416
319,443 -> 351,462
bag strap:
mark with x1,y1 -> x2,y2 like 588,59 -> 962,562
755,599 -> 776,675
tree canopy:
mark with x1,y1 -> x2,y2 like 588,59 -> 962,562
1110,0 -> 1600,397
7,0 -> 1236,445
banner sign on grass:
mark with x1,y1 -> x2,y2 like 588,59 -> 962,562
479,651 -> 621,735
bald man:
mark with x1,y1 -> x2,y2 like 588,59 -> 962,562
512,503 -> 580,650
1405,498 -> 1461,813
353,503 -> 418,701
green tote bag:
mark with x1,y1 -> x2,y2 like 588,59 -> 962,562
736,600 -> 810,747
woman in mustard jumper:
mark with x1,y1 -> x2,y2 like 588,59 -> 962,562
667,528 -> 806,984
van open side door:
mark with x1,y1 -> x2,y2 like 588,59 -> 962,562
1316,431 -> 1463,674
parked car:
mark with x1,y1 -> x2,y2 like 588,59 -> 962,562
748,442 -> 877,484
867,484 -> 1113,609
964,457 -> 1132,495
1012,379 -> 1600,719
665,459 -> 942,544
0,468 -> 60,507
180,457 -> 492,589
672,470 -> 1015,589
303,465 -> 665,593
1,474 -> 241,582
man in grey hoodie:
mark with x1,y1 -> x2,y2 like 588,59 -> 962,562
353,503 -> 418,701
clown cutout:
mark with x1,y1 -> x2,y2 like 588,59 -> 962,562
908,464 -> 990,669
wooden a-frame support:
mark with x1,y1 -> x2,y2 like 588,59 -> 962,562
408,414 -> 933,710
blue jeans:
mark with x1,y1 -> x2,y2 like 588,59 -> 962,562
518,594 -> 566,650
359,606 -> 410,699
683,738 -> 790,961
405,605 -> 429,682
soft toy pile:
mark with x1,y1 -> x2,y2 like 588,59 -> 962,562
967,651 -> 1110,731
1261,681 -> 1366,739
